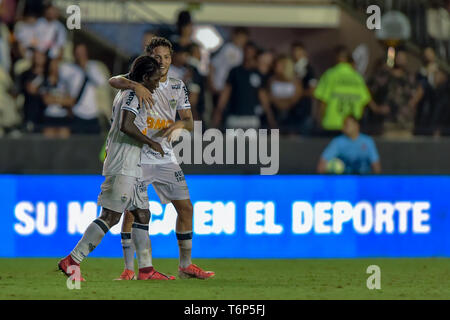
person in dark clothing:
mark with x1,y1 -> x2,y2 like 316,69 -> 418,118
212,42 -> 276,130
17,49 -> 47,132
185,42 -> 206,122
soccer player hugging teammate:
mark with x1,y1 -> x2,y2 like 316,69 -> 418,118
58,55 -> 176,281
108,37 -> 215,280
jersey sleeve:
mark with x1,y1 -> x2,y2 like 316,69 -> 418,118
321,138 -> 340,161
177,80 -> 191,110
120,90 -> 140,115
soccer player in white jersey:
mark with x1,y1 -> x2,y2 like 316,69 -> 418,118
58,55 -> 176,281
109,37 -> 215,280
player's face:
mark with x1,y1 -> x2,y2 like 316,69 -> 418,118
150,46 -> 172,79
143,69 -> 162,93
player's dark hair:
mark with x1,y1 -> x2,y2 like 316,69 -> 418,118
128,55 -> 160,83
145,36 -> 173,55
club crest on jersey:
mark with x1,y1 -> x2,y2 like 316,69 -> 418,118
169,99 -> 177,109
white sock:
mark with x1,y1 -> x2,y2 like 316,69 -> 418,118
176,231 -> 193,268
71,219 -> 109,264
121,232 -> 135,271
131,223 -> 152,269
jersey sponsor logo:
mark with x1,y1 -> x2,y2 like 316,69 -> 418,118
183,85 -> 189,104
125,91 -> 135,106
141,117 -> 174,135
171,84 -> 181,90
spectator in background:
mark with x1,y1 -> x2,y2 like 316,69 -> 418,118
419,47 -> 439,87
41,58 -> 75,138
17,49 -> 47,132
430,69 -> 450,136
314,46 -> 385,136
171,10 -> 193,50
167,42 -> 189,82
13,9 -> 38,59
129,29 -> 156,68
34,3 -> 66,59
212,42 -> 276,130
256,49 -> 274,84
185,42 -> 206,122
317,115 -> 381,174
377,49 -> 418,135
0,15 -> 11,72
0,0 -> 17,28
266,54 -> 302,135
209,27 -> 249,106
67,43 -> 106,134
291,42 -> 316,135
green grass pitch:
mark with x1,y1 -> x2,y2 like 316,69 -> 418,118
0,258 -> 448,299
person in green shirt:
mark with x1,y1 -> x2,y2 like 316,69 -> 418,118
314,46 -> 388,135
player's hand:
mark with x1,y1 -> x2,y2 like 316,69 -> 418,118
135,83 -> 154,112
148,140 -> 164,157
162,122 -> 184,143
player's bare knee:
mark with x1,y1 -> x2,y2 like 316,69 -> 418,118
131,208 -> 150,224
99,208 -> 122,227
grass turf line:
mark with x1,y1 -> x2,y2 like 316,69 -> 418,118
0,258 -> 448,299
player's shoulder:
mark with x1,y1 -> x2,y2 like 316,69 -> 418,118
121,89 -> 138,106
168,77 -> 185,89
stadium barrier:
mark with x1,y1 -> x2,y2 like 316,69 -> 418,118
1,174 -> 449,258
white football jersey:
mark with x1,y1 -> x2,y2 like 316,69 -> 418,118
102,90 -> 147,178
140,77 -> 191,165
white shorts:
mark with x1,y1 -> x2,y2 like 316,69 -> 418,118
97,175 -> 149,213
142,162 -> 190,204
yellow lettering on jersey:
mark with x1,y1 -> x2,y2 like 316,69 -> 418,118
145,117 -> 174,129
147,117 -> 154,128
154,119 -> 167,129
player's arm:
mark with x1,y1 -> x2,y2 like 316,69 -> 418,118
120,109 -> 164,157
162,108 -> 194,143
109,74 -> 154,110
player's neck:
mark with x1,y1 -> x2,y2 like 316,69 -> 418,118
160,75 -> 168,83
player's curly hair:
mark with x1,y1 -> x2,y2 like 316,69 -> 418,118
145,36 -> 173,55
128,55 -> 160,83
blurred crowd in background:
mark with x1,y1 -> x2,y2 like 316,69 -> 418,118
0,0 -> 449,139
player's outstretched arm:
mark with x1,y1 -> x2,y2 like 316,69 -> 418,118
120,109 -> 164,157
109,75 -> 154,111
